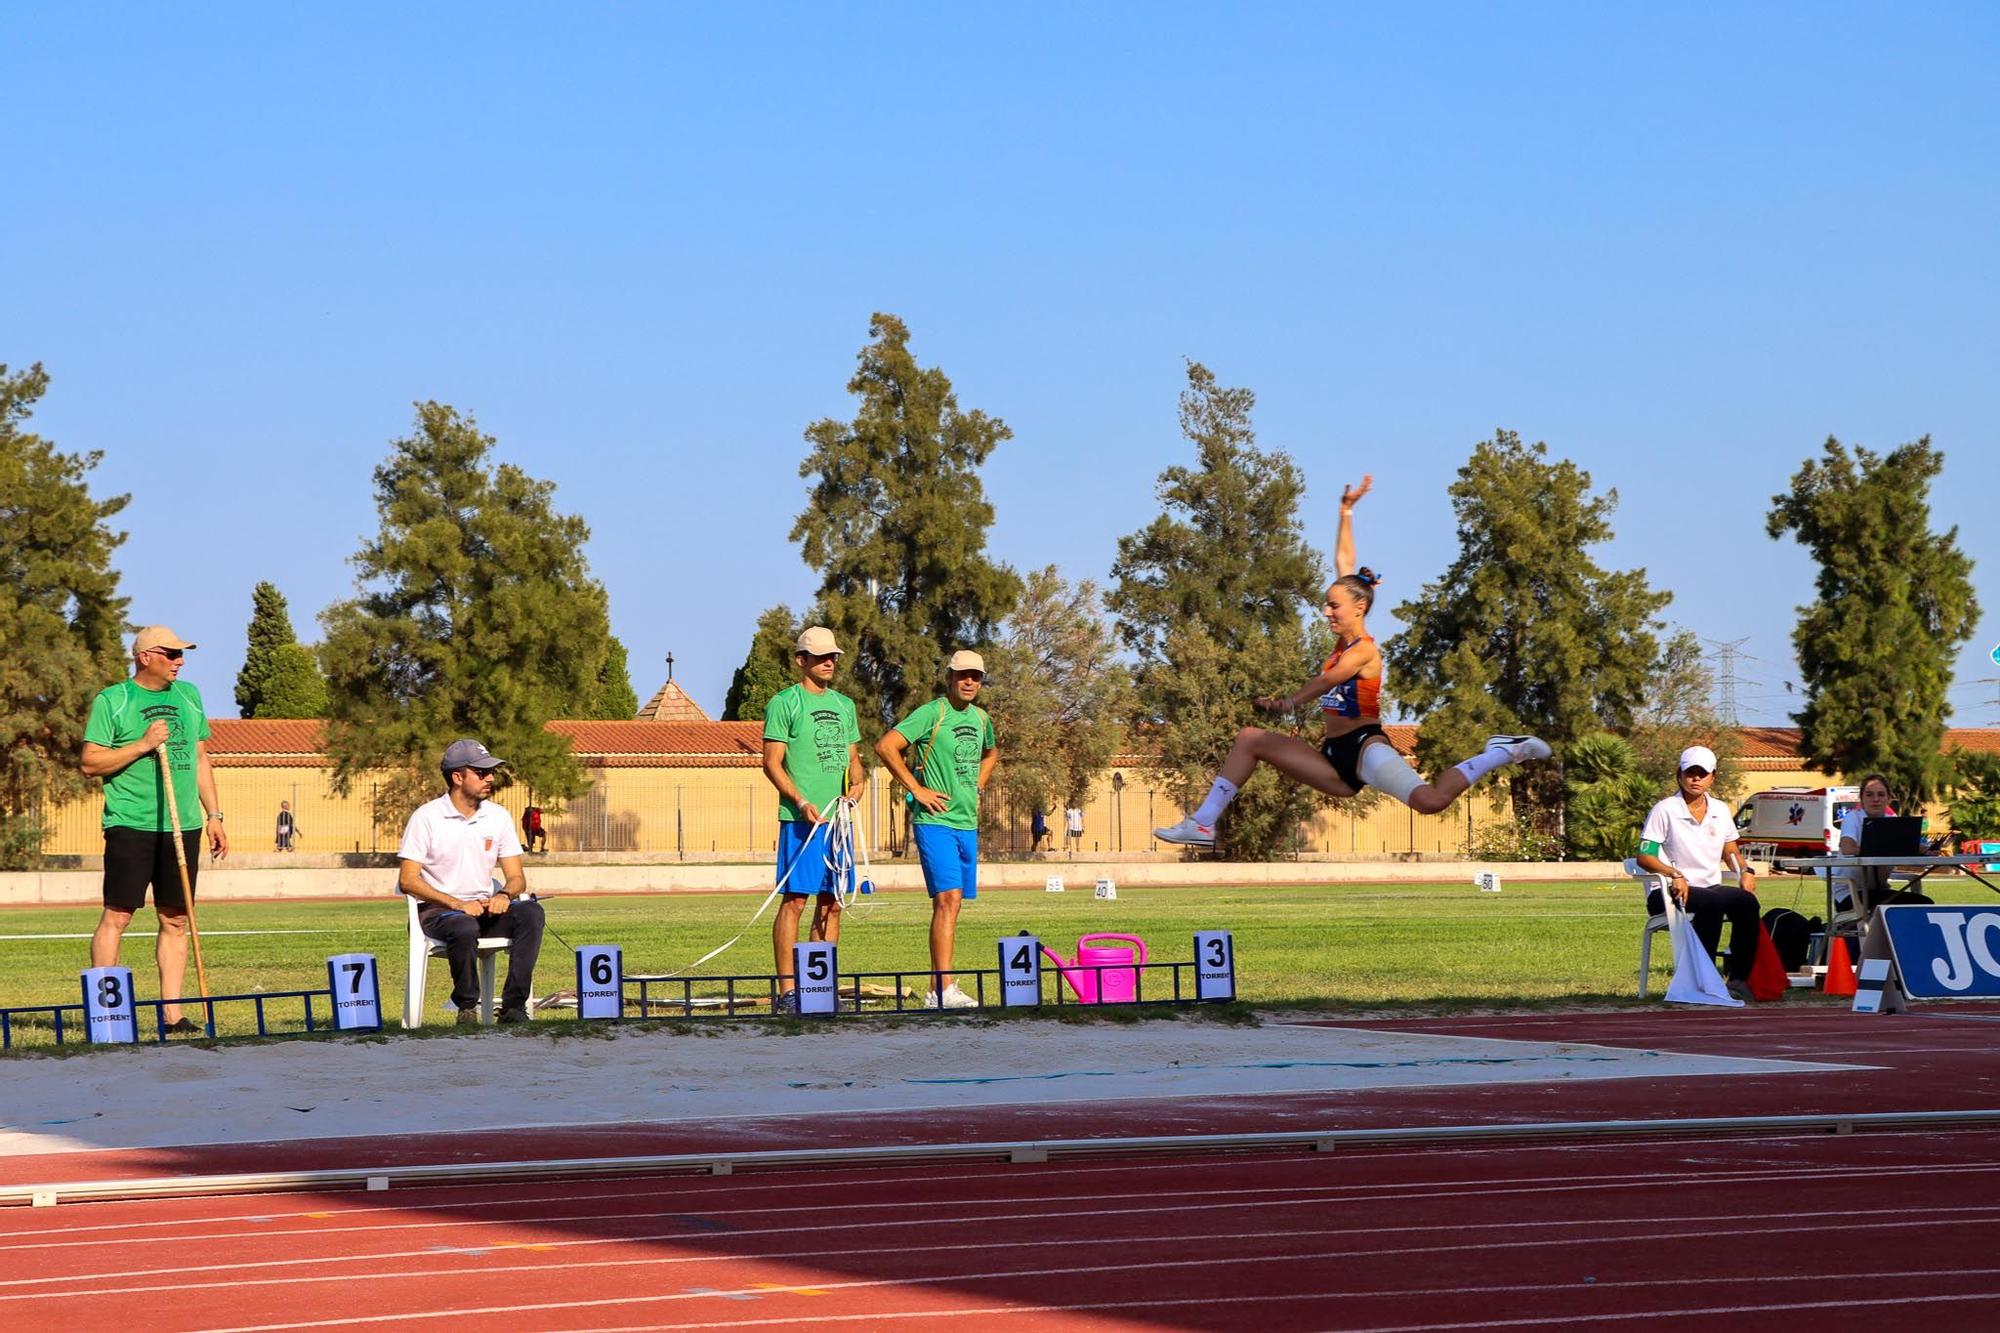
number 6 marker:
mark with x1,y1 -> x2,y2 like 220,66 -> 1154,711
575,945 -> 623,1020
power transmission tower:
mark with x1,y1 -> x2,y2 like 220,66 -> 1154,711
1703,637 -> 1760,726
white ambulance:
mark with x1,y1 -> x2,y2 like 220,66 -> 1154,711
1733,786 -> 1860,870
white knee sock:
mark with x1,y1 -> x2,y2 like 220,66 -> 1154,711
1452,744 -> 1513,787
1191,777 -> 1240,826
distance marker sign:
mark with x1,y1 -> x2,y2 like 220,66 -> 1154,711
793,942 -> 838,1015
998,935 -> 1041,1006
1193,931 -> 1236,1001
576,945 -> 623,1020
326,954 -> 383,1031
81,966 -> 137,1043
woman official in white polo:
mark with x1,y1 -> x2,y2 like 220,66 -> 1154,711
1635,745 -> 1761,1002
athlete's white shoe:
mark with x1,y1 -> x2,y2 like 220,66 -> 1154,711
1486,735 -> 1552,764
1153,817 -> 1216,847
925,983 -> 979,1010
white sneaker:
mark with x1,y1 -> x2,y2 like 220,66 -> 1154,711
1154,816 -> 1216,846
924,983 -> 979,1010
1486,735 -> 1552,764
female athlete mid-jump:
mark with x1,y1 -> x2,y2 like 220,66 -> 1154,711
1154,475 -> 1550,847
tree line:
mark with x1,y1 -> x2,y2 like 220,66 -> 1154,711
0,324 -> 1985,865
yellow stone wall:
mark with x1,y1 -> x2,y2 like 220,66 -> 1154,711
37,758 -> 1879,859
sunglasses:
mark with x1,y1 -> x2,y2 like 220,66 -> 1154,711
952,670 -> 985,682
148,647 -> 185,661
1680,767 -> 1712,779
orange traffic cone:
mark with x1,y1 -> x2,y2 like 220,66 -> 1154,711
1824,935 -> 1857,997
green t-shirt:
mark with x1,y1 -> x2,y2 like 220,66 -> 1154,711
893,698 -> 996,830
83,679 -> 211,832
762,684 -> 862,822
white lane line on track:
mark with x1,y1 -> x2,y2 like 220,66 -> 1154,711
543,1274 -> 2000,1330
177,1252 -> 2000,1332
0,931 -> 340,941
11,1202 -> 2000,1304
9,1153 -> 1998,1253
6,1122 -> 1988,1241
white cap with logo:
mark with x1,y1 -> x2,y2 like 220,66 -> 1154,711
1678,745 -> 1718,773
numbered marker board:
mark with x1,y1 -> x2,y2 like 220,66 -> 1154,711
998,935 -> 1041,1006
1474,872 -> 1502,893
1193,931 -> 1236,1002
1094,878 -> 1118,901
81,966 -> 137,1044
576,945 -> 623,1020
793,941 -> 838,1015
326,954 -> 383,1031
1046,875 -> 1065,893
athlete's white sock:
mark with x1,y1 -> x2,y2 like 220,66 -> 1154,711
1191,777 -> 1240,826
1452,745 -> 1514,787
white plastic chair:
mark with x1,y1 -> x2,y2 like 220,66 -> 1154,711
1625,859 -> 1737,998
403,892 -> 511,1028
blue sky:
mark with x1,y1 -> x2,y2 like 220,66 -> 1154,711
6,4 -> 1996,726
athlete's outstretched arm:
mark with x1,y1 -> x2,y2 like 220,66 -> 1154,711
1335,474 -> 1371,577
1255,641 -> 1378,713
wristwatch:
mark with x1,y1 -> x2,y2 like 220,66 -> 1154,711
207,812 -> 224,821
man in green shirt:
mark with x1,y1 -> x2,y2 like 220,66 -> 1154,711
80,626 -> 229,1032
761,626 -> 866,1013
876,650 -> 998,1009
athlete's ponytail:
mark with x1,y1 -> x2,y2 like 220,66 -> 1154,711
1333,567 -> 1383,613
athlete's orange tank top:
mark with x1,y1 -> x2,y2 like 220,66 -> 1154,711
1318,635 -> 1381,722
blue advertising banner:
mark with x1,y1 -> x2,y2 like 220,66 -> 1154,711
1881,905 -> 2000,999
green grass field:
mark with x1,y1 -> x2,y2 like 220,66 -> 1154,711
5,874 -> 1992,1048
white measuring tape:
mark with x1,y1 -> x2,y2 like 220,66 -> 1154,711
649,798 -> 873,978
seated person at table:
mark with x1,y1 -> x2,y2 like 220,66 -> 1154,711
1837,773 -> 1934,915
397,739 -> 544,1025
1635,746 -> 1761,1003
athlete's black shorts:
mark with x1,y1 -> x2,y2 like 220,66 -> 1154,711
1320,724 -> 1387,792
102,826 -> 202,914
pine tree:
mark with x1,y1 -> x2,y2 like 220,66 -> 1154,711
577,634 -> 639,719
0,364 -> 130,867
1385,431 -> 1669,840
985,567 -> 1133,830
722,605 -> 799,722
1768,436 -> 1978,800
791,313 -> 1022,738
1108,361 -> 1326,860
318,402 -> 617,830
236,582 -> 329,718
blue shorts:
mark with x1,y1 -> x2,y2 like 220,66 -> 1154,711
776,819 -> 851,899
912,824 -> 978,899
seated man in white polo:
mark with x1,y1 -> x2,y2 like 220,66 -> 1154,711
397,739 -> 544,1025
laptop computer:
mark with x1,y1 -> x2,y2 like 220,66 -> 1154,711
1858,815 -> 1924,857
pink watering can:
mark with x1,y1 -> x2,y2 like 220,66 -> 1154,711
1040,933 -> 1149,1004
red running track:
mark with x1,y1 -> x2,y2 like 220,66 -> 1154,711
4,1129 -> 2000,1330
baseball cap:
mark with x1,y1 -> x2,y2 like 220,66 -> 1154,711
440,739 -> 507,774
134,626 -> 197,653
1678,745 -> 1718,774
794,627 -> 843,657
946,650 -> 986,674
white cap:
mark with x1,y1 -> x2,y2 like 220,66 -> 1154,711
794,626 -> 843,657
946,650 -> 986,674
1678,745 -> 1718,773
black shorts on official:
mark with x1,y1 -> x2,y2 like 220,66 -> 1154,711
102,826 -> 201,914
1319,724 -> 1387,792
